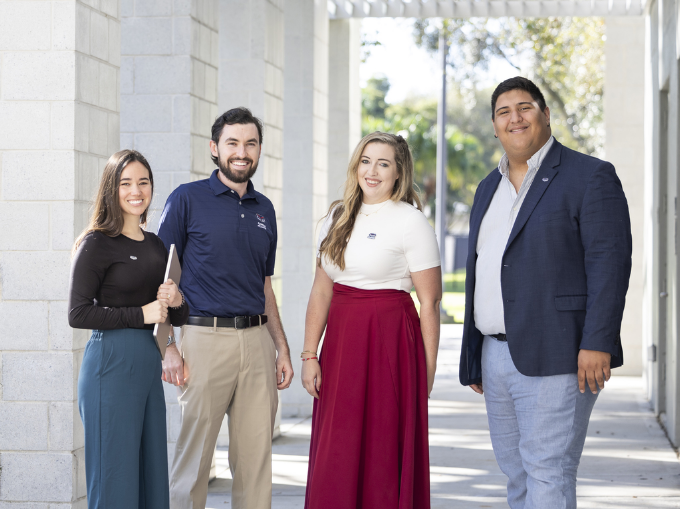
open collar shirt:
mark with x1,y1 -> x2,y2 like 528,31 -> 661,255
473,136 -> 555,335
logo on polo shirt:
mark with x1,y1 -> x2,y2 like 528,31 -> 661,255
256,213 -> 266,222
258,223 -> 267,230
367,233 -> 376,239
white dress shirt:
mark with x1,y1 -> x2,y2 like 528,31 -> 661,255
473,136 -> 555,335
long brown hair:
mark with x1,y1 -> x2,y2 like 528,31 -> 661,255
318,132 -> 422,270
72,150 -> 154,255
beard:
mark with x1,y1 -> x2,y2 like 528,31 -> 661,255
217,155 -> 259,184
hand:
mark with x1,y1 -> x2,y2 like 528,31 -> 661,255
301,359 -> 322,399
157,279 -> 182,308
469,383 -> 484,395
142,299 -> 168,324
578,349 -> 611,394
162,344 -> 186,386
276,351 -> 294,390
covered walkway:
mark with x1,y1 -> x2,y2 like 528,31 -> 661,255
207,325 -> 680,508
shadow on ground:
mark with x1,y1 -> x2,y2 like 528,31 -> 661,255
206,325 -> 680,508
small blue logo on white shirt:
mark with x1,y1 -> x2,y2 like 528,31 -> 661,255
367,233 -> 376,239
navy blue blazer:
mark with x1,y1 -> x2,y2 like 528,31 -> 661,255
459,140 -> 632,386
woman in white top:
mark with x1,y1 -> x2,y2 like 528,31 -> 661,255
301,132 -> 442,508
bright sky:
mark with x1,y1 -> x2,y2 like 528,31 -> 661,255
360,18 -> 520,103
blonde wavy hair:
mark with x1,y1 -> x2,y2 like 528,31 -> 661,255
318,132 -> 423,270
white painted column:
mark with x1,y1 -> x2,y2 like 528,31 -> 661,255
121,0 -> 219,231
0,1 -> 121,506
216,0 -> 285,445
328,18 -> 362,203
643,1 -> 662,408
120,0 -> 219,465
282,0 -> 329,417
604,17 -> 646,377
658,0 -> 680,444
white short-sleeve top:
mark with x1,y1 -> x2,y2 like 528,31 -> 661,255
317,200 -> 441,292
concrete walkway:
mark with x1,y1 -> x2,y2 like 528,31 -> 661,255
206,325 -> 680,508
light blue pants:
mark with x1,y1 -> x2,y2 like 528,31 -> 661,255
78,329 -> 169,509
482,336 -> 598,509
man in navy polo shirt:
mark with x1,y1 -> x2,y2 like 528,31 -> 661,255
158,107 -> 293,509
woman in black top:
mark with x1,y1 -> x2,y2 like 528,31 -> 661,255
69,150 -> 189,509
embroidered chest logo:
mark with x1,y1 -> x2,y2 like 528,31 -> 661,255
367,233 -> 377,239
258,223 -> 267,230
256,213 -> 266,222
130,256 -> 137,260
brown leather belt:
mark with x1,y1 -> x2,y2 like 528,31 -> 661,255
187,315 -> 267,329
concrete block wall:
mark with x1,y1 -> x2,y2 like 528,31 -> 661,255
604,17 -> 646,376
0,0 -> 121,506
216,0 -> 286,445
328,18 -> 361,203
121,0 -> 219,231
120,0 -> 219,466
218,0 -> 285,296
281,0 -> 329,417
642,0 -> 680,446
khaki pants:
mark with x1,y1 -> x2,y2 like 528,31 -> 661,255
169,323 -> 278,509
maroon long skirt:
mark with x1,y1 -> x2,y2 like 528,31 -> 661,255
304,283 -> 430,509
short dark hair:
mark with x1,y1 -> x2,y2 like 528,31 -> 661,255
491,77 -> 547,120
211,107 -> 264,164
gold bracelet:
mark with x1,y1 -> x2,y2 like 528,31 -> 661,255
301,350 -> 317,356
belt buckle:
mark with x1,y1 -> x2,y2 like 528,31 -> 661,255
234,316 -> 248,329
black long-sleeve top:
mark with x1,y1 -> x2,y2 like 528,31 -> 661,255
68,230 -> 190,330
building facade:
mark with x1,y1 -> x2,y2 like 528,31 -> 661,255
0,0 -> 652,506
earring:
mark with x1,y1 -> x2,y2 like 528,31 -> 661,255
494,134 -> 498,138
547,123 -> 550,127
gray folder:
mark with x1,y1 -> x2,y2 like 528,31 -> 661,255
153,244 -> 182,360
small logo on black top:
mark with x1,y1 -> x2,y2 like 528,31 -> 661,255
130,256 -> 137,260
367,233 -> 376,239
256,213 -> 266,222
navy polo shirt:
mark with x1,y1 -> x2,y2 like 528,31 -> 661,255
157,170 -> 277,318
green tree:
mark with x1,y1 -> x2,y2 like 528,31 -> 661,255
361,75 -> 391,119
413,17 -> 605,156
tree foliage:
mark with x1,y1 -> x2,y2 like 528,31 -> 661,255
413,17 -> 606,156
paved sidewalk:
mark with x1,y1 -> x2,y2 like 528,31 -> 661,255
207,325 -> 680,508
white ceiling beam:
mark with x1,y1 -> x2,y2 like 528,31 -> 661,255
368,0 -> 389,16
329,0 -> 644,17
386,0 -> 406,16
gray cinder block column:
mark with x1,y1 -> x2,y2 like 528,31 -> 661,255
604,17 -> 645,377
0,0 -> 121,506
328,18 -> 362,203
120,0 -> 219,468
282,0 -> 329,418
215,0 -> 285,445
121,0 -> 219,231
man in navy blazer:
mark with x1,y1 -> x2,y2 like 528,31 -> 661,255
460,77 -> 631,509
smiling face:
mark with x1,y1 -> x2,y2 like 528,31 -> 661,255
118,161 -> 152,220
210,123 -> 261,184
357,142 -> 399,204
493,89 -> 552,160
